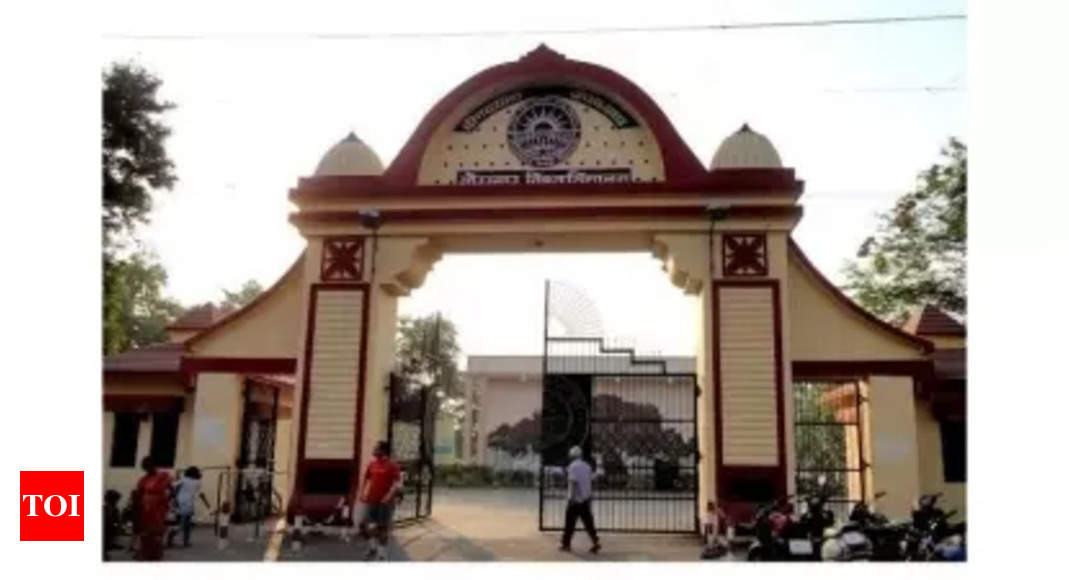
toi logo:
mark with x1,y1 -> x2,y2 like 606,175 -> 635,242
20,471 -> 84,541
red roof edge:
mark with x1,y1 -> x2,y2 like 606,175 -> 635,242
788,238 -> 934,354
905,304 -> 966,337
183,250 -> 306,348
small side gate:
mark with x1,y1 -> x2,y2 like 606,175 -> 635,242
387,373 -> 435,525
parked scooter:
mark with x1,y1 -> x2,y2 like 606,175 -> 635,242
743,489 -> 833,562
821,491 -> 909,561
742,495 -> 801,561
904,493 -> 966,561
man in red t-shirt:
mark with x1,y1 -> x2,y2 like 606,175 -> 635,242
356,440 -> 402,560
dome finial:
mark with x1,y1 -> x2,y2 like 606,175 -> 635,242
710,123 -> 782,169
313,131 -> 384,176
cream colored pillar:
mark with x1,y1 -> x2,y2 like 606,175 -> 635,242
653,233 -> 714,508
867,375 -> 921,519
363,237 -> 441,475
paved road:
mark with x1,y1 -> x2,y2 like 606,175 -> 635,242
105,487 -> 730,562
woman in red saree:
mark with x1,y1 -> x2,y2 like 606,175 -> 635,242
133,457 -> 172,561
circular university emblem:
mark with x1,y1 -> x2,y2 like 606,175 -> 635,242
507,96 -> 581,167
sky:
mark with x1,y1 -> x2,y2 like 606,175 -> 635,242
101,0 -> 966,361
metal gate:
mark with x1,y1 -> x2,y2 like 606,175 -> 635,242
387,372 -> 435,525
538,281 -> 699,533
793,380 -> 868,522
234,382 -> 280,523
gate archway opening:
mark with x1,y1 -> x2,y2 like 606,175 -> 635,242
387,251 -> 703,534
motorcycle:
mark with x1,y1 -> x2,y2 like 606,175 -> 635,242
904,493 -> 966,561
821,491 -> 910,561
741,495 -> 797,561
743,492 -> 830,562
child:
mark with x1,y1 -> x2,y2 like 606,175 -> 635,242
216,501 -> 232,551
103,490 -> 122,561
164,501 -> 180,548
700,501 -> 729,558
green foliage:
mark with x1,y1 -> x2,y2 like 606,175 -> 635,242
488,394 -> 695,462
101,62 -> 181,356
793,382 -> 847,471
102,250 -> 183,355
102,62 -> 177,253
842,138 -> 967,324
220,279 -> 264,310
396,313 -> 462,398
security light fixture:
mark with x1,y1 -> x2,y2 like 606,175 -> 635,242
359,208 -> 383,230
705,203 -> 732,223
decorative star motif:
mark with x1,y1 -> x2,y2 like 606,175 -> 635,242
321,237 -> 365,281
723,234 -> 768,277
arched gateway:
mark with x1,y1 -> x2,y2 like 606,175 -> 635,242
107,45 -> 961,538
281,44 -> 933,526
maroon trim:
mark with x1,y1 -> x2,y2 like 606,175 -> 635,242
103,394 -> 185,413
791,360 -> 935,380
103,370 -> 185,381
184,251 -> 305,348
245,374 -> 296,391
181,357 -> 297,374
788,238 -> 933,354
721,232 -> 769,277
290,169 -> 803,203
383,45 -> 708,184
320,236 -> 366,282
354,280 -> 372,486
292,283 -> 370,515
292,286 -> 319,506
291,204 -> 802,227
711,280 -> 788,507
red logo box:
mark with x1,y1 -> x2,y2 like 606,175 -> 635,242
20,471 -> 84,541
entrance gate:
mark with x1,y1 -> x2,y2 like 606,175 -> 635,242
539,282 -> 699,534
387,373 -> 436,525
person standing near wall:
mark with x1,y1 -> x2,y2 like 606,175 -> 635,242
560,445 -> 601,554
173,466 -> 211,548
356,441 -> 402,561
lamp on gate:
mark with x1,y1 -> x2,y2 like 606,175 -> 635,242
705,202 -> 732,224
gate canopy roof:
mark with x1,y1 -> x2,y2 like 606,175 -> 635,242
290,45 -> 803,210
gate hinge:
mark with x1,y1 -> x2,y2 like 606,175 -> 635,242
695,386 -> 702,397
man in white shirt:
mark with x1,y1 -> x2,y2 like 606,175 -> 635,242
560,445 -> 601,554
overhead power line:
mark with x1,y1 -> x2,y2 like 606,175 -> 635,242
105,13 -> 966,41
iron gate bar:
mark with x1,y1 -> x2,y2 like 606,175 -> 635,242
792,380 -> 869,517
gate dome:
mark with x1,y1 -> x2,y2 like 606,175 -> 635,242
314,132 -> 384,176
710,124 -> 783,169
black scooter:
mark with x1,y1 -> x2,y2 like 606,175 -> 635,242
743,493 -> 829,562
905,494 -> 966,561
822,491 -> 911,561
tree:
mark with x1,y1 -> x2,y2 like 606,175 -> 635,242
102,62 -> 180,355
220,279 -> 264,310
396,313 -> 462,398
842,138 -> 966,324
103,250 -> 184,354
102,63 -> 176,252
488,394 -> 694,461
